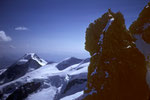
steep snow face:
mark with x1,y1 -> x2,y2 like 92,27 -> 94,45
56,57 -> 83,70
0,57 -> 90,100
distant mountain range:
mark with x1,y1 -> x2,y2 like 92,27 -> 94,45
0,53 -> 90,100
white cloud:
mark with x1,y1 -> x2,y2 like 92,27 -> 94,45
15,26 -> 28,31
0,31 -> 12,42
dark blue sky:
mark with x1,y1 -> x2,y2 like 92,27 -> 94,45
0,0 -> 148,61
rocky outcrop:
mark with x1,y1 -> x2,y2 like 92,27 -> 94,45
83,9 -> 149,100
130,2 -> 150,99
129,2 -> 150,44
6,82 -> 41,100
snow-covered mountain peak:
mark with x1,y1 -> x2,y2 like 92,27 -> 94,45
0,53 -> 48,85
18,53 -> 47,66
23,53 -> 36,59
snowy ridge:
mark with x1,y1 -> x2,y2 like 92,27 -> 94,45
0,56 -> 90,100
56,57 -> 82,70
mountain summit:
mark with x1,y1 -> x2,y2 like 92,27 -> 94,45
17,53 -> 47,66
0,53 -> 47,85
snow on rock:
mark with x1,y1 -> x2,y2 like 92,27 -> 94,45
98,34 -> 104,44
0,69 -> 6,75
126,45 -> 131,49
98,15 -> 115,52
143,23 -> 150,30
105,71 -> 109,78
92,53 -> 97,57
146,4 -> 149,8
88,88 -> 97,95
103,17 -> 114,32
91,67 -> 97,76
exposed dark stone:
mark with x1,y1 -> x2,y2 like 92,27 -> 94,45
129,2 -> 150,44
83,9 -> 149,100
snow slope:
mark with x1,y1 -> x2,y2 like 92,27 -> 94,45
0,56 -> 89,100
60,91 -> 83,100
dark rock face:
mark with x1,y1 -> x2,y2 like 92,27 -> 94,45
6,82 -> 41,100
129,2 -> 150,44
84,10 -> 149,100
129,2 -> 150,99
